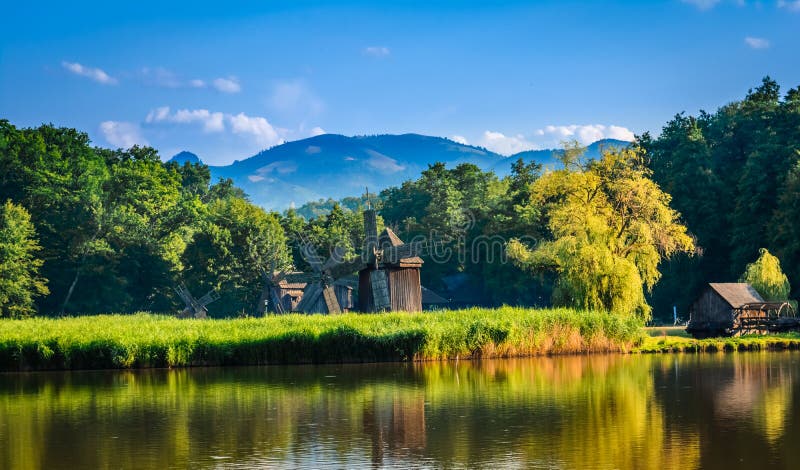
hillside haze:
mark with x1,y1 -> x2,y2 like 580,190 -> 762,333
177,134 -> 629,209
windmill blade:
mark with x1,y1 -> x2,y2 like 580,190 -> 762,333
370,270 -> 391,311
269,286 -> 286,314
271,269 -> 289,284
197,290 -> 221,307
295,282 -> 323,313
174,284 -> 194,308
322,285 -> 342,314
284,272 -> 318,284
326,255 -> 367,280
298,235 -> 325,273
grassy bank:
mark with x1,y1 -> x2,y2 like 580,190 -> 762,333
637,329 -> 800,353
0,308 -> 643,371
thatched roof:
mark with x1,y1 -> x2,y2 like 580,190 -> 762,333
708,283 -> 764,308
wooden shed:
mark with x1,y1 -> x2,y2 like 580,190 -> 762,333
358,227 -> 424,312
686,283 -> 797,338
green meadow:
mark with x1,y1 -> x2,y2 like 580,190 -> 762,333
0,308 -> 643,371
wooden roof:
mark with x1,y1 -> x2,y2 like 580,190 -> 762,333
379,227 -> 423,267
708,283 -> 764,308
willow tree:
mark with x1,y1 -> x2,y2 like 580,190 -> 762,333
740,248 -> 790,301
507,143 -> 694,319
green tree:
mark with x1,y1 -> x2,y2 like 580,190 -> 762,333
508,144 -> 694,318
182,197 -> 290,316
739,248 -> 790,301
0,201 -> 49,317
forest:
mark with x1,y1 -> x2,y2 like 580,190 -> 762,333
1,77 -> 798,323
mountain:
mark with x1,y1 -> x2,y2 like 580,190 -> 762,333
502,139 -> 631,172
190,135 -> 631,210
168,151 -> 202,165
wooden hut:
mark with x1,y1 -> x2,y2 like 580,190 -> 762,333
359,227 -> 424,312
686,283 -> 797,338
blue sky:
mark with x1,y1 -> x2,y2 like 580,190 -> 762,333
1,0 -> 798,165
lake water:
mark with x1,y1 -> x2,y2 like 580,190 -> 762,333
1,353 -> 799,469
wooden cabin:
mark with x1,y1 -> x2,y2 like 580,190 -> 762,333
687,283 -> 796,337
358,227 -> 423,312
275,279 -> 353,313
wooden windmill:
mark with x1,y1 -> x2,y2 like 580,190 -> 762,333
291,238 -> 356,314
323,207 -> 431,312
174,283 -> 220,319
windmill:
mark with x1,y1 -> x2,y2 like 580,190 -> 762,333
319,206 -> 436,312
174,283 -> 220,319
291,237 -> 356,314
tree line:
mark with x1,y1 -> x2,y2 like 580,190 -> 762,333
1,77 -> 797,321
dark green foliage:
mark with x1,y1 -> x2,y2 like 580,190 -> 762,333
644,77 -> 800,321
0,121 -> 289,316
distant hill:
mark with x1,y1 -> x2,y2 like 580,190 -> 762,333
502,139 -> 631,172
179,134 -> 631,210
168,151 -> 202,165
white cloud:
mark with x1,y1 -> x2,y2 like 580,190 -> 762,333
62,61 -> 117,85
744,36 -> 770,49
467,124 -> 635,156
189,79 -> 206,88
479,131 -> 536,155
147,107 -> 225,133
310,126 -> 326,137
140,67 -> 182,88
535,124 -> 635,145
681,0 -> 721,10
99,121 -> 147,148
146,107 -> 284,149
228,112 -> 282,146
213,76 -> 241,93
778,0 -> 800,11
363,46 -> 391,57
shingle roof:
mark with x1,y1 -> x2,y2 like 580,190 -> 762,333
379,227 -> 423,266
708,283 -> 764,308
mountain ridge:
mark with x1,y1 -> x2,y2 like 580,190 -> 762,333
172,134 -> 630,210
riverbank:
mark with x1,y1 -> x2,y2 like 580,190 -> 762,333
639,327 -> 800,352
0,308 -> 643,371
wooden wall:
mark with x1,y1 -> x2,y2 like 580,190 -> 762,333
690,289 -> 733,326
359,267 -> 422,312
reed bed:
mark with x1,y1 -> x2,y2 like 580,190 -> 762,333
0,308 -> 643,371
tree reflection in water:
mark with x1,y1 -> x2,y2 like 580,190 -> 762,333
1,352 -> 799,469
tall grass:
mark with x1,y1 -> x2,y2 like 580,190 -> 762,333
0,307 -> 644,371
636,332 -> 800,353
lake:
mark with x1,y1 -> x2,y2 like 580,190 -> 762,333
1,352 -> 799,469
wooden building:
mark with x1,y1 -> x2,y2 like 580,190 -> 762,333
358,227 -> 424,312
687,283 -> 796,338
274,279 -> 353,313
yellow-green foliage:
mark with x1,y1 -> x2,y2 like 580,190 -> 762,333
508,143 -> 694,319
740,248 -> 791,301
0,308 -> 644,371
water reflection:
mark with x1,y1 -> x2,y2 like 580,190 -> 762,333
1,353 -> 798,469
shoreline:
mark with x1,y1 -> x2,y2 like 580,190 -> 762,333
1,310 -> 798,372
